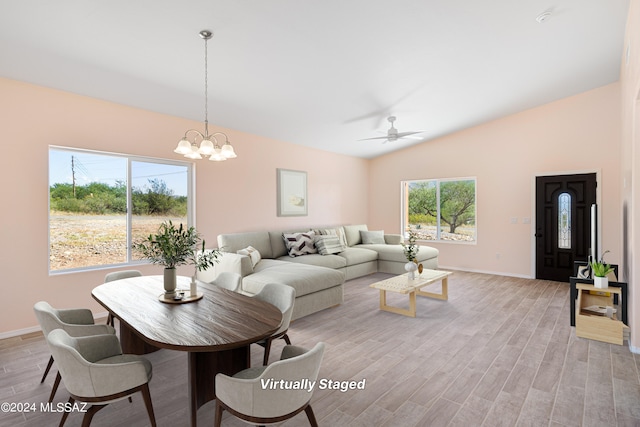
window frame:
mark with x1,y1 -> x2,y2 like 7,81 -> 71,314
401,176 -> 477,244
48,145 -> 195,275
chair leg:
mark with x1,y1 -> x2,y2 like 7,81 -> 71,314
41,355 -> 54,383
262,338 -> 273,366
214,400 -> 224,427
81,404 -> 106,427
305,405 -> 319,427
140,383 -> 157,427
58,397 -> 74,427
49,371 -> 62,403
283,333 -> 291,345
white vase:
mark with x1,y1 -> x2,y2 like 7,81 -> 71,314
405,261 -> 418,280
164,267 -> 177,296
594,276 -> 608,289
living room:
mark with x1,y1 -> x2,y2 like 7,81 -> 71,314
2,1 -> 640,426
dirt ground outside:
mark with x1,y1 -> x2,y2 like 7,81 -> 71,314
49,213 -> 186,271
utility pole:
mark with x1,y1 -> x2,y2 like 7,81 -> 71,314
71,155 -> 76,198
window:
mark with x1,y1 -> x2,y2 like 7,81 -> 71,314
402,178 -> 476,242
49,147 -> 193,273
558,192 -> 571,249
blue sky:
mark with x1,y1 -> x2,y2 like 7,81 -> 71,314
49,148 -> 189,196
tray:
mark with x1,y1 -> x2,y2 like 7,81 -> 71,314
158,290 -> 203,304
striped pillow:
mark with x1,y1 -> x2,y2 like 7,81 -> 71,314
313,227 -> 348,250
314,235 -> 343,255
282,232 -> 317,257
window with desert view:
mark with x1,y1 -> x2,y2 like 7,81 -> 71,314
48,147 -> 193,273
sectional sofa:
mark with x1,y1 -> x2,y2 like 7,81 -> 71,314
197,224 -> 439,320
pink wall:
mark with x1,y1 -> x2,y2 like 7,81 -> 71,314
620,0 -> 640,351
369,83 -> 622,278
0,77 -> 369,335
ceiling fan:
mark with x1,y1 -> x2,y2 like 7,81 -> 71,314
359,116 -> 425,143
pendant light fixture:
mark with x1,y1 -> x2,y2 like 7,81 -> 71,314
174,30 -> 237,161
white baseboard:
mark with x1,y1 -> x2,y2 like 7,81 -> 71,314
0,311 -> 110,340
438,265 -> 532,279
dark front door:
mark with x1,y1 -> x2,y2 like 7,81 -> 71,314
535,173 -> 596,282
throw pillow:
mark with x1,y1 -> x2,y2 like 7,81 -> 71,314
360,230 -> 385,244
237,246 -> 261,268
282,231 -> 317,257
313,227 -> 348,250
314,235 -> 343,255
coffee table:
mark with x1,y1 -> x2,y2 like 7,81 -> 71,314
369,269 -> 452,317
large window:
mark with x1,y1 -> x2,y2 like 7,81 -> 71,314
49,147 -> 193,273
402,178 -> 476,243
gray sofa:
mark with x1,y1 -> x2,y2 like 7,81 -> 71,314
197,224 -> 438,320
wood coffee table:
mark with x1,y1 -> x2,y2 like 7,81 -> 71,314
369,269 -> 452,317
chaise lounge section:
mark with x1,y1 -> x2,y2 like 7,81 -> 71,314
198,225 -> 438,320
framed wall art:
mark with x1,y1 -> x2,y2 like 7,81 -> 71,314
277,168 -> 307,216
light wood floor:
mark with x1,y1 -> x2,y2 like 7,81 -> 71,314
2,271 -> 640,426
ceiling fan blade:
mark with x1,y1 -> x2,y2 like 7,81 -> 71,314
358,135 -> 393,141
396,131 -> 424,138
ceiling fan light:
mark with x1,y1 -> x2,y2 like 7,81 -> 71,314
174,138 -> 192,155
198,139 -> 215,155
221,142 -> 237,158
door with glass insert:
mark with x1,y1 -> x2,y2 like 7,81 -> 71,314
535,173 -> 596,282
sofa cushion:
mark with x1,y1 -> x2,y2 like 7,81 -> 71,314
357,244 -> 439,263
242,263 -> 345,297
218,231 -> 273,259
343,224 -> 368,247
314,235 -> 344,255
283,231 -> 317,257
360,230 -> 385,244
337,247 -> 378,265
276,253 -> 346,269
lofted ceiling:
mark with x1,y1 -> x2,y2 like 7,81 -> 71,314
0,1 -> 630,159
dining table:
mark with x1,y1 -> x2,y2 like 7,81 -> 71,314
92,275 -> 282,427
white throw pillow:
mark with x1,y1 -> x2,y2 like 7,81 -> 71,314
237,245 -> 261,268
360,230 -> 385,244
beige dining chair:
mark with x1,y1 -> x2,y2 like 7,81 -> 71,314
46,329 -> 156,427
252,283 -> 296,365
104,270 -> 142,326
209,271 -> 242,292
33,301 -> 116,403
214,342 -> 325,427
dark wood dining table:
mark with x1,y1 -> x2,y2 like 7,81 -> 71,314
92,275 -> 282,427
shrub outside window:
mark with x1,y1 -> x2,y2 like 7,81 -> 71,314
49,146 -> 193,273
402,178 -> 476,243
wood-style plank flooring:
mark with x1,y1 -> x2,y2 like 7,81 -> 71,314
2,271 -> 640,426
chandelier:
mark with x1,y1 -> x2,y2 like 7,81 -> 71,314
174,30 -> 237,161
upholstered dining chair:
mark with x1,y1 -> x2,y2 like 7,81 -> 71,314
252,283 -> 296,365
33,301 -> 115,403
104,270 -> 143,326
209,271 -> 242,292
46,329 -> 156,427
214,342 -> 325,427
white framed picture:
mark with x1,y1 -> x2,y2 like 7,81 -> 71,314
277,169 -> 307,216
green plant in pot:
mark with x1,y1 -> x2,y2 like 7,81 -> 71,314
590,250 -> 614,289
133,220 -> 221,296
402,229 -> 420,279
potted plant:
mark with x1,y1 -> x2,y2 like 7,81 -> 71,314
402,229 -> 420,279
591,250 -> 614,289
133,220 -> 221,296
